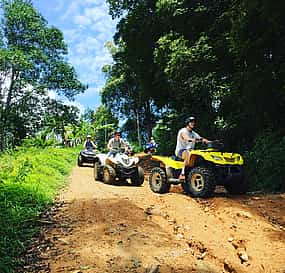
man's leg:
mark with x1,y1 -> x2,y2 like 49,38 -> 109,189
179,150 -> 190,180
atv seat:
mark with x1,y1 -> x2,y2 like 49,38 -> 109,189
171,155 -> 183,162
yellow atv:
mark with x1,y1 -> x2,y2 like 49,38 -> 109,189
149,141 -> 246,198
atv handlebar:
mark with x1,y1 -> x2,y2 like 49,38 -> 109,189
207,140 -> 224,149
110,147 -> 126,153
188,138 -> 203,143
188,139 -> 224,148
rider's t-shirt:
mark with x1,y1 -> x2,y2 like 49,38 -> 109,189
107,138 -> 124,150
175,128 -> 201,156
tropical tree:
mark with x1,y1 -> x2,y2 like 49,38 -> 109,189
101,42 -> 157,145
0,0 -> 86,150
91,105 -> 118,150
43,99 -> 80,145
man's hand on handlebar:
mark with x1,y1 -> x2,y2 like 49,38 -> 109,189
188,138 -> 203,143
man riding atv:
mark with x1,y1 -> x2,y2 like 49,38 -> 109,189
175,116 -> 210,180
107,131 -> 126,156
84,135 -> 97,150
77,135 -> 97,166
93,131 -> 144,186
149,116 -> 246,197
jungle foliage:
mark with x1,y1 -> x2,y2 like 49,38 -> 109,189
102,0 -> 285,191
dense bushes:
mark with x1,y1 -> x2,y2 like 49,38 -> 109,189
0,147 -> 78,273
244,132 -> 285,192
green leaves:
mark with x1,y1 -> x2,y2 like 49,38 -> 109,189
104,0 -> 285,194
0,147 -> 78,271
155,33 -> 216,79
0,0 -> 86,150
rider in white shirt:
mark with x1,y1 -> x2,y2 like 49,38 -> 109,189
175,117 -> 210,180
107,131 -> 125,156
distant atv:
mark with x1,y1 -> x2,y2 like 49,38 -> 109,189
77,148 -> 97,166
149,140 -> 247,198
144,142 -> 158,154
93,148 -> 144,186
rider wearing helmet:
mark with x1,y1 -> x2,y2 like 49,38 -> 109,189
84,134 -> 96,150
107,131 -> 125,156
175,116 -> 210,180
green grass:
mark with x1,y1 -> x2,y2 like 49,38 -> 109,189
0,147 -> 79,273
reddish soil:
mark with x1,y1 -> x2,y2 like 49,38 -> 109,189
19,163 -> 285,273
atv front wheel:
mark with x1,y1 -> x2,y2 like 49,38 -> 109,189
183,167 -> 215,198
131,166 -> 145,186
103,165 -> 116,184
149,167 -> 170,193
94,162 -> 103,181
77,155 -> 83,167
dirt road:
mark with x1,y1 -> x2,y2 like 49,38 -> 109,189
21,165 -> 285,273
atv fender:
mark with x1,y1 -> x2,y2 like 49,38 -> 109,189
151,155 -> 183,170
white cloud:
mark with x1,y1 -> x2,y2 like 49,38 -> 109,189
84,7 -> 106,23
69,51 -> 112,85
51,0 -> 117,108
74,15 -> 92,26
63,28 -> 81,44
59,0 -> 116,84
60,1 -> 81,21
74,37 -> 101,55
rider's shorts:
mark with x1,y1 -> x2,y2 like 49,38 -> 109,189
107,151 -> 116,157
177,149 -> 187,158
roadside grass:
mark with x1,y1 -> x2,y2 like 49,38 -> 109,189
0,147 -> 79,273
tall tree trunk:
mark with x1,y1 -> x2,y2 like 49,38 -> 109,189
136,110 -> 141,148
0,69 -> 17,150
144,100 -> 152,140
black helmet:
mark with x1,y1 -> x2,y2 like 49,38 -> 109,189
185,116 -> 196,125
114,131 -> 121,136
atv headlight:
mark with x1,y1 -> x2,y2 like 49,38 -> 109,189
211,155 -> 223,161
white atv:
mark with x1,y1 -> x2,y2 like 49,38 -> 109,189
93,148 -> 145,186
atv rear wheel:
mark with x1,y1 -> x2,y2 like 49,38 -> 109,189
131,166 -> 145,186
149,167 -> 170,193
93,162 -> 103,181
183,167 -> 215,198
103,165 -> 116,184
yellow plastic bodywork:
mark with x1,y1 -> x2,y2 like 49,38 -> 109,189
152,149 -> 244,170
152,155 -> 184,169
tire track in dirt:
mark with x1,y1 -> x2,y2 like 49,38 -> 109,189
18,165 -> 285,273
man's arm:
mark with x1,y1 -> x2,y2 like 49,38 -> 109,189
181,132 -> 196,142
194,132 -> 210,144
181,131 -> 209,144
107,139 -> 112,150
200,137 -> 210,144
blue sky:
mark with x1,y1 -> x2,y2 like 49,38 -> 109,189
32,0 -> 117,114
